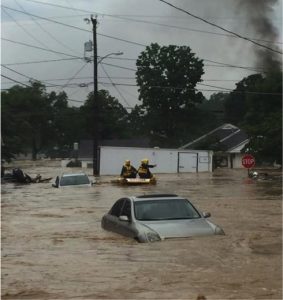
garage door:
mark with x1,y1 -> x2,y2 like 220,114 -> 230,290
178,152 -> 198,173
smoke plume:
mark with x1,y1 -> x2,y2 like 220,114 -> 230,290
237,0 -> 282,72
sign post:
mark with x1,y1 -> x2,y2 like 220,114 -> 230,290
242,154 -> 256,177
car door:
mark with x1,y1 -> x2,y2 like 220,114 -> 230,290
116,199 -> 138,238
103,198 -> 125,232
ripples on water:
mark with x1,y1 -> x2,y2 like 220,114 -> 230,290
1,162 -> 282,299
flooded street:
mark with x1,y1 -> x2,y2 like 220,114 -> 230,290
1,161 -> 282,299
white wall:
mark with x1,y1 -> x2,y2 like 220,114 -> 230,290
99,146 -> 212,175
233,153 -> 245,169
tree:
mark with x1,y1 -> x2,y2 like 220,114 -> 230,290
127,105 -> 147,137
240,71 -> 282,164
191,92 -> 227,139
224,74 -> 263,125
80,90 -> 129,140
136,43 -> 204,147
1,86 -> 26,161
46,91 -> 84,158
1,81 -> 55,160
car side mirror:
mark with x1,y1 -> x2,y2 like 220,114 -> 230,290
203,212 -> 211,218
119,215 -> 129,222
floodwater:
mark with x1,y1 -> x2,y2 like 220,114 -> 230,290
1,161 -> 282,300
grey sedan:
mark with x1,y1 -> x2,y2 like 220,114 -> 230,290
101,194 -> 225,242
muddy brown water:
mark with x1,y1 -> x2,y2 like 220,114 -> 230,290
1,161 -> 282,299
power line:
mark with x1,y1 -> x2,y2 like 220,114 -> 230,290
100,63 -> 131,107
102,60 -> 260,73
1,76 -> 242,85
1,74 -> 31,87
14,0 -> 81,56
1,64 -> 59,87
2,64 -> 36,80
159,0 -> 283,54
101,62 -> 137,72
2,5 -> 90,32
103,15 -> 283,45
197,82 -> 232,91
2,6 -> 272,72
1,42 -> 264,73
2,76 -> 281,96
60,62 -> 90,90
2,5 -> 147,48
2,37 -> 81,58
97,81 -> 282,96
3,53 -> 264,73
4,57 -> 82,66
2,7 -> 57,53
22,0 -> 282,45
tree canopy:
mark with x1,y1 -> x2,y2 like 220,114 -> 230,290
2,81 -> 54,160
1,84 -> 130,161
136,43 -> 204,147
239,71 -> 282,164
80,89 -> 130,140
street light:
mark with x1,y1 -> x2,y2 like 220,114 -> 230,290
97,51 -> 123,64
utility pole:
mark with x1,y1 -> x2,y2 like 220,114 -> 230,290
91,16 -> 99,176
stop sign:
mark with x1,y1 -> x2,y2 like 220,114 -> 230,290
242,154 -> 255,169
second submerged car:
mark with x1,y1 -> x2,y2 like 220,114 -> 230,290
52,173 -> 92,188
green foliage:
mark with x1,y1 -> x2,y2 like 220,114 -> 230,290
224,74 -> 264,125
81,90 -> 129,140
2,83 -> 130,161
1,81 -> 54,160
221,71 -> 282,164
48,91 -> 84,155
136,43 -> 204,147
127,105 -> 147,137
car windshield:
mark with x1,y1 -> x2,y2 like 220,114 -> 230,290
60,174 -> 90,186
134,198 -> 201,221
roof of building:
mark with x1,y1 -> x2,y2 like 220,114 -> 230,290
180,123 -> 249,152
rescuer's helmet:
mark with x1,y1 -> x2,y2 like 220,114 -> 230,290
141,158 -> 149,165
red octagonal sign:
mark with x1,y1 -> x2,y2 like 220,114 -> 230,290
242,154 -> 255,169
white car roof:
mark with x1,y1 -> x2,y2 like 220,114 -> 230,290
61,173 -> 88,177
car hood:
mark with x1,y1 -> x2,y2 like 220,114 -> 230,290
139,218 -> 215,238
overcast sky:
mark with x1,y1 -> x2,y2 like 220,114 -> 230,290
1,0 -> 282,109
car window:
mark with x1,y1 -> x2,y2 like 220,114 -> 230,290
110,199 -> 125,217
134,198 -> 201,221
121,200 -> 132,220
60,174 -> 90,186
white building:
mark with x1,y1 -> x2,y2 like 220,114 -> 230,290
77,140 -> 212,175
98,146 -> 212,175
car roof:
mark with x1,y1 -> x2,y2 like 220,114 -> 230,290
61,173 -> 88,177
132,194 -> 181,202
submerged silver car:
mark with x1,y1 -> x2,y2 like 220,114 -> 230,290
52,173 -> 92,188
101,194 -> 225,243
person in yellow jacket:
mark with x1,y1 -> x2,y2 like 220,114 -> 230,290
120,160 -> 137,178
137,158 -> 156,179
